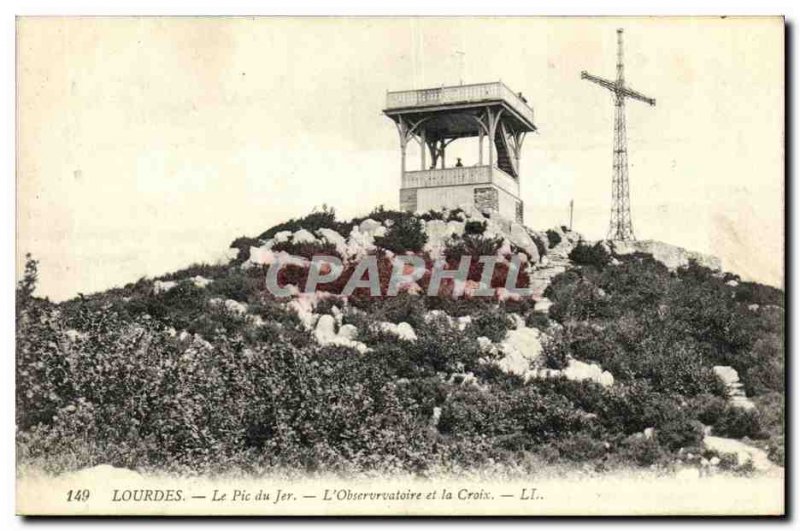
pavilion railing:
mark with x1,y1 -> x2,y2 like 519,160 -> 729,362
386,82 -> 534,124
401,165 -> 519,196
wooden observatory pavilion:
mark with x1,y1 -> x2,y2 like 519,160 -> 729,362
383,81 -> 536,223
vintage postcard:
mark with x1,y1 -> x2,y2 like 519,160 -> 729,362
15,16 -> 784,516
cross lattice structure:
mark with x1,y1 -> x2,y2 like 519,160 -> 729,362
582,28 -> 655,241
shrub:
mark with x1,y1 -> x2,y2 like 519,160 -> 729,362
733,281 -> 784,307
767,437 -> 785,466
439,385 -> 591,445
554,433 -> 608,462
438,388 -> 508,437
445,208 -> 466,222
418,209 -> 445,222
229,237 -> 262,263
258,205 -> 343,240
545,274 -> 610,322
741,336 -> 784,396
617,436 -> 668,467
383,313 -> 484,378
525,312 -> 551,332
464,220 -> 487,235
569,241 -> 611,269
531,234 -> 548,258
17,253 -> 39,304
656,418 -> 704,451
271,240 -> 340,260
373,215 -> 427,254
546,229 -> 562,249
713,406 -> 766,439
360,292 -> 427,329
690,394 -> 728,426
541,335 -> 569,370
206,269 -> 264,303
600,382 -> 686,435
466,308 -> 512,343
444,234 -> 504,262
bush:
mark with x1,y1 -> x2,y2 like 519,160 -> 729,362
531,234 -> 548,258
466,308 -> 512,343
382,313 -> 485,378
690,394 -> 728,426
271,240 -> 340,260
15,207 -> 785,477
229,237 -> 262,263
525,312 -> 551,332
373,215 -> 427,254
257,204 -> 343,240
545,274 -> 610,323
418,209 -> 445,222
445,208 -> 466,222
464,220 -> 487,235
444,234 -> 504,263
569,242 -> 611,269
546,229 -> 562,249
713,406 -> 766,439
656,418 -> 704,451
439,384 -> 592,445
617,436 -> 668,467
554,433 -> 608,462
541,335 -> 569,370
734,282 -> 784,307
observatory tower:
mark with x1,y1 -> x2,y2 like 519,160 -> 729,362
383,82 -> 536,223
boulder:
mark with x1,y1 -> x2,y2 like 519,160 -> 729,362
292,228 -> 317,244
509,222 -> 540,263
272,230 -> 292,243
534,298 -> 553,314
498,326 -> 543,375
378,321 -> 418,341
423,219 -> 464,257
314,314 -> 369,353
337,323 -> 358,341
191,275 -> 212,288
317,228 -> 349,257
153,280 -> 177,294
359,218 -> 383,236
314,314 -> 337,343
713,366 -> 739,386
562,359 -> 615,387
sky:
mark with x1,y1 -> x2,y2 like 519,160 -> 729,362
16,16 -> 784,301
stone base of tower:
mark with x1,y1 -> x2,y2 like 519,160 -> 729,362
399,166 -> 524,224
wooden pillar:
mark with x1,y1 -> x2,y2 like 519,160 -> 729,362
398,117 -> 407,178
441,139 -> 446,168
478,129 -> 484,165
487,108 -> 495,168
420,128 -> 427,170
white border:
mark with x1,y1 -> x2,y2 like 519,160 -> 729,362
2,1 -> 794,529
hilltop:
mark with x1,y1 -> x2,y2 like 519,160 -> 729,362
16,205 -> 784,477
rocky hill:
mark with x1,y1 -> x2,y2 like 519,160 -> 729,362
16,205 -> 784,477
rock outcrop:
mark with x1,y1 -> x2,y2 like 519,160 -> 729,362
610,239 -> 722,271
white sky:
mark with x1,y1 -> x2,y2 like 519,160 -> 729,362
16,16 -> 784,301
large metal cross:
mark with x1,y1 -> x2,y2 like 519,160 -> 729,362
581,28 -> 655,241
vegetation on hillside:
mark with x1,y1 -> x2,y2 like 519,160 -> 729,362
16,209 -> 784,476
